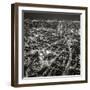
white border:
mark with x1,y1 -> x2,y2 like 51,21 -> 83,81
18,6 -> 86,84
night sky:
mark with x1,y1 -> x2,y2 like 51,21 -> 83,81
23,10 -> 80,21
